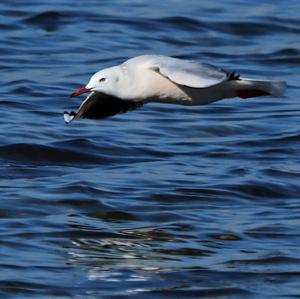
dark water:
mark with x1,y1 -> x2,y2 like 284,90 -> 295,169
1,0 -> 300,298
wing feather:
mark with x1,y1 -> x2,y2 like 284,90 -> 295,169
149,56 -> 227,88
64,92 -> 142,124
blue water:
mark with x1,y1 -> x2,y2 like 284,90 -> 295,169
1,0 -> 300,298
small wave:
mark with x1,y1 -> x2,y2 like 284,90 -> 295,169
227,180 -> 300,200
228,256 -> 300,265
157,16 -> 206,32
148,287 -> 253,297
23,11 -> 64,32
207,20 -> 300,37
0,143 -> 107,165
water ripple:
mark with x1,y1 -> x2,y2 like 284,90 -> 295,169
1,0 -> 300,298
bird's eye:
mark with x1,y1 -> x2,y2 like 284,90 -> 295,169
99,78 -> 106,83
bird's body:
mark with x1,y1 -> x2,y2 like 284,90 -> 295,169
64,55 -> 286,123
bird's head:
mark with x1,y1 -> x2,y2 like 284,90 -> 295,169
70,66 -> 121,98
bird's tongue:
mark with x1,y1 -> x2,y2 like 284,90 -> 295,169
70,86 -> 90,97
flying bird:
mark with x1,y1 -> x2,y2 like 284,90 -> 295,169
64,55 -> 286,123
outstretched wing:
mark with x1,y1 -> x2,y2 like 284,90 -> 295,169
149,56 -> 228,88
64,92 -> 143,124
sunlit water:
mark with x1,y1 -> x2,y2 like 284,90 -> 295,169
1,0 -> 300,298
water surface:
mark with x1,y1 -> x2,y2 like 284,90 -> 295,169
1,0 -> 300,298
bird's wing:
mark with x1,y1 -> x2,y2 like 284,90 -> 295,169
64,92 -> 143,124
149,57 -> 228,88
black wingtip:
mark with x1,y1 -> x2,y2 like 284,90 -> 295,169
227,72 -> 240,80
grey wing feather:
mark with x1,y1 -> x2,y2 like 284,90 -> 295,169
149,57 -> 227,88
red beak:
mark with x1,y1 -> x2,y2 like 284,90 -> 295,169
70,86 -> 91,97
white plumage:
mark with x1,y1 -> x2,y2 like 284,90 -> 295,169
64,55 -> 286,123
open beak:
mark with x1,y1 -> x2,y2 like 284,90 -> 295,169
70,86 -> 91,97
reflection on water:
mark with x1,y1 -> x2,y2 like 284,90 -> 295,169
1,0 -> 300,297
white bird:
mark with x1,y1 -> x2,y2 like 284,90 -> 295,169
64,54 -> 286,123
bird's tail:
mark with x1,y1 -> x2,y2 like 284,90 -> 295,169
235,78 -> 286,99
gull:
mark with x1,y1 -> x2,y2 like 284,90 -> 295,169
64,55 -> 286,123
